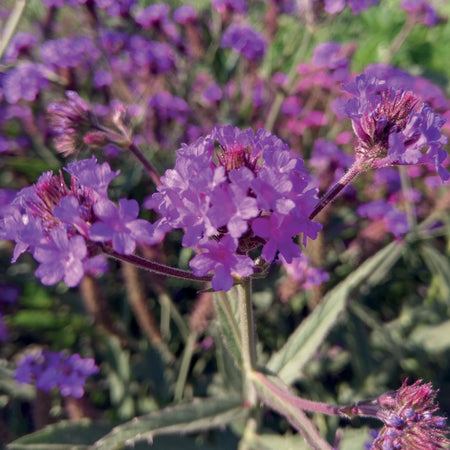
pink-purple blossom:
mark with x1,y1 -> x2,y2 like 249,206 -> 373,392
146,125 -> 321,291
221,24 -> 266,61
15,350 -> 99,398
341,74 -> 449,181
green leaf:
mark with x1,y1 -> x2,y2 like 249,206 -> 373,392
267,241 -> 404,384
6,420 -> 113,450
410,320 -> 450,354
91,396 -> 247,450
420,243 -> 450,296
242,433 -> 311,450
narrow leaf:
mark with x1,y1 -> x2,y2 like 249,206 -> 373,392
267,241 -> 404,384
7,420 -> 112,450
91,396 -> 246,450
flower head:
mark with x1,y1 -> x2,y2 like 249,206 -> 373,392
342,74 -> 449,181
1,157 -> 122,287
146,125 -> 321,291
221,24 -> 266,61
370,380 -> 450,449
15,349 -> 99,398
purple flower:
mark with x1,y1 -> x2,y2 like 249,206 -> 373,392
15,350 -> 98,398
174,5 -> 197,24
89,198 -> 156,254
221,24 -> 266,61
47,90 -> 96,156
134,3 -> 170,29
357,200 -> 409,237
342,74 -> 449,181
149,92 -> 189,122
369,380 -> 450,449
3,32 -> 37,63
34,227 -> 87,287
65,156 -> 120,198
279,253 -> 329,289
94,0 -> 136,16
325,0 -> 378,14
1,63 -> 49,104
212,0 -> 247,14
401,0 -> 438,27
40,37 -> 100,68
146,125 -> 321,291
190,235 -> 254,291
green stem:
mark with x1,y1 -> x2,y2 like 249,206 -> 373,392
237,280 -> 257,372
174,331 -> 198,402
0,0 -> 27,61
251,371 -> 333,450
236,280 -> 257,407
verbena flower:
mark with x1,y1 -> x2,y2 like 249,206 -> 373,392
324,0 -> 378,15
342,74 -> 449,181
15,350 -> 98,398
0,157 -> 155,287
221,24 -> 266,61
357,200 -> 409,238
146,125 -> 321,291
401,0 -> 439,27
370,380 -> 450,449
1,63 -> 49,104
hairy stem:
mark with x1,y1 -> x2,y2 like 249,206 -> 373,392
103,248 -> 212,283
309,159 -> 365,220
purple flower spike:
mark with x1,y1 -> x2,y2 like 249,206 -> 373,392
221,24 -> 266,61
34,227 -> 87,287
15,350 -> 98,398
89,198 -> 155,254
342,74 -> 449,181
190,235 -> 254,291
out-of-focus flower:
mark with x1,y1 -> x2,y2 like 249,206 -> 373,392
401,0 -> 439,27
3,32 -> 37,63
15,350 -> 99,398
146,125 -> 321,291
1,63 -> 49,104
221,24 -> 266,61
357,199 -> 409,237
341,74 -> 449,181
279,253 -> 329,289
212,0 -> 247,14
324,0 -> 378,15
40,37 -> 100,69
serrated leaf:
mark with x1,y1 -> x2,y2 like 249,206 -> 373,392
7,420 -> 113,450
91,396 -> 246,450
267,241 -> 404,385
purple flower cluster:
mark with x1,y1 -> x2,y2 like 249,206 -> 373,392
15,350 -> 99,398
146,125 -> 321,291
370,380 -> 450,449
0,156 -> 155,287
357,200 -> 409,238
324,0 -> 379,15
221,24 -> 266,61
342,74 -> 449,181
